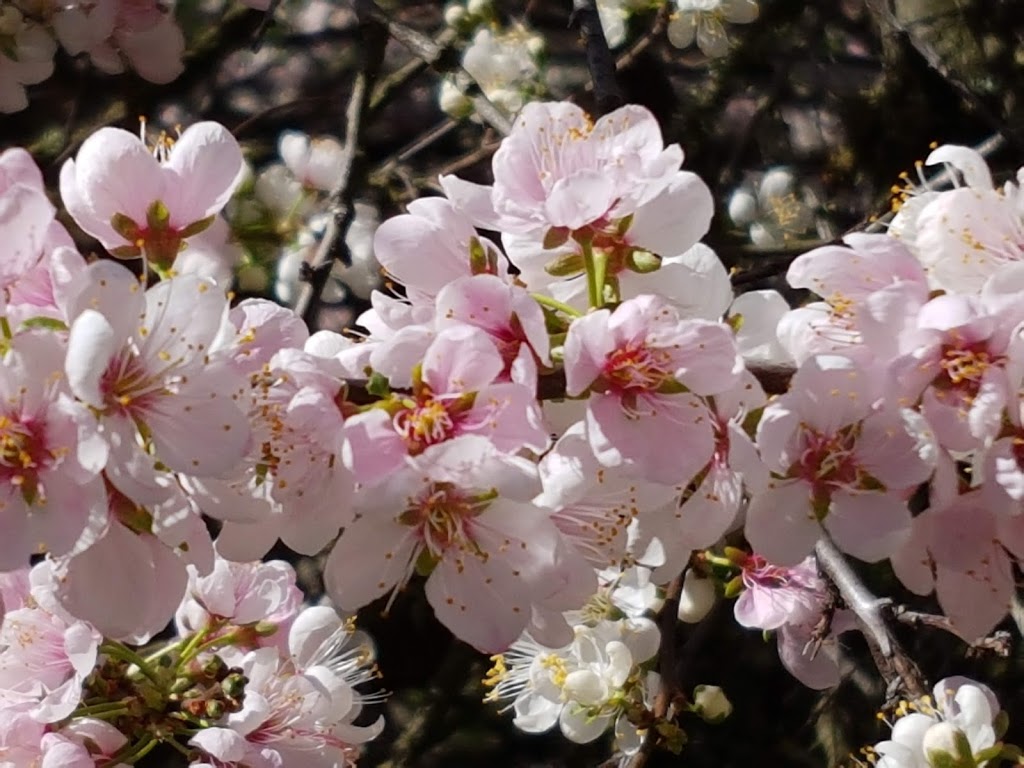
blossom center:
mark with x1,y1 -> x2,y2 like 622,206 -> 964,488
0,415 -> 56,503
399,483 -> 490,557
937,343 -> 994,396
602,343 -> 671,393
794,425 -> 866,505
393,399 -> 457,455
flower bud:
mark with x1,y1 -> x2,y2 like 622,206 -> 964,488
467,0 -> 491,16
728,188 -> 758,227
205,699 -> 225,720
692,685 -> 732,723
677,571 -> 716,623
443,3 -> 467,26
439,81 -> 473,119
922,721 -> 974,768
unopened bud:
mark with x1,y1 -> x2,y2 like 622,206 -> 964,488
201,655 -> 228,681
922,721 -> 974,768
222,672 -> 248,699
439,81 -> 473,119
443,3 -> 467,26
205,699 -> 225,720
466,0 -> 491,16
692,685 -> 732,723
677,571 -> 716,623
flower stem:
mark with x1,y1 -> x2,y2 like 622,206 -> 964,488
100,642 -> 164,688
579,235 -> 607,310
110,734 -> 158,765
531,293 -> 583,318
71,701 -> 131,718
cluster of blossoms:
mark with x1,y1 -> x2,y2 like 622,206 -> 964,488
667,0 -> 759,58
5,91 -> 1024,760
727,166 -> 834,248
0,554 -> 381,765
2,0 -> 185,113
0,0 -> 289,114
440,0 -> 546,120
860,677 -> 1016,768
225,129 -> 382,310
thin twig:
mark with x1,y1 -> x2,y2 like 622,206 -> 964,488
892,608 -> 1013,657
569,0 -> 623,116
251,0 -> 284,51
814,536 -> 928,699
355,0 -> 512,135
291,2 -> 388,323
624,572 -> 685,768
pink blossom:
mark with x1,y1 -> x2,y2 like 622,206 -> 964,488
60,120 -> 243,269
210,340 -> 354,561
888,280 -> 1024,453
0,603 -> 101,722
325,437 -> 595,652
64,261 -> 249,502
0,331 -> 108,570
373,196 -> 507,306
343,324 -> 549,486
734,554 -> 854,689
535,422 -> 681,569
175,556 -> 302,649
441,102 -> 682,235
746,355 -> 936,566
779,233 -> 929,365
563,293 -> 742,484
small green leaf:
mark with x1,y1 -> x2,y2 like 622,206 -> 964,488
366,372 -> 391,398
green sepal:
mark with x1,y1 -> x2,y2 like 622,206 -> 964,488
21,316 -> 68,332
179,214 -> 216,239
543,226 -> 571,250
366,371 -> 391,398
993,709 -> 1010,740
110,244 -> 142,259
544,251 -> 585,277
111,212 -> 141,241
414,547 -> 439,576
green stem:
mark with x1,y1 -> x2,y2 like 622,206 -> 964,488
531,293 -> 583,318
116,734 -> 158,765
100,642 -> 163,688
174,626 -> 212,670
71,700 -> 132,718
579,236 -> 607,310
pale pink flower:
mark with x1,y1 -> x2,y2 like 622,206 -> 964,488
343,324 -> 549,486
0,331 -> 108,571
60,120 -> 243,269
733,554 -> 853,689
174,556 -> 302,647
441,102 -> 682,236
745,355 -> 936,566
41,514 -> 189,643
564,293 -> 742,484
891,478 -> 1018,641
888,277 -> 1024,453
372,196 -> 508,306
190,608 -> 382,768
0,603 -> 101,722
0,11 -> 55,114
325,437 -> 595,652
64,261 -> 249,502
435,274 -> 551,384
914,144 -> 1024,294
212,341 -> 354,561
535,422 -> 681,569
779,233 -> 929,365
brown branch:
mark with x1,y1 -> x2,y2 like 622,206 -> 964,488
892,608 -> 1012,657
291,3 -> 388,323
814,536 -> 928,699
623,572 -> 685,768
569,0 -> 623,116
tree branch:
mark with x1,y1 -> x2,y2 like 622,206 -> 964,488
291,3 -> 388,323
814,536 -> 928,699
569,0 -> 623,116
